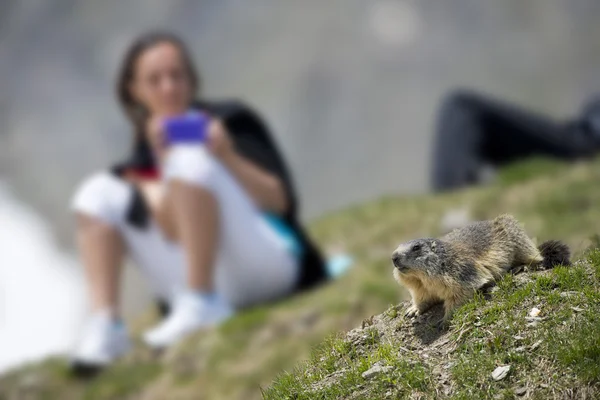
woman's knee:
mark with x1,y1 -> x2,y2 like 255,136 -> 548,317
71,172 -> 133,226
164,146 -> 223,192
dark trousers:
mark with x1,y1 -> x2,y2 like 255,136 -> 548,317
430,90 -> 597,192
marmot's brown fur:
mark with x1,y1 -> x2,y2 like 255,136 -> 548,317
391,214 -> 570,323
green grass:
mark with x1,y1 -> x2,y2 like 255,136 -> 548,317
264,332 -> 434,400
448,260 -> 600,399
265,254 -> 600,399
496,156 -> 566,186
552,310 -> 600,384
83,363 -> 163,400
2,157 -> 600,399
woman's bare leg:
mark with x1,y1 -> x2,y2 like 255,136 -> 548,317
143,175 -> 232,348
75,213 -> 125,316
167,179 -> 219,292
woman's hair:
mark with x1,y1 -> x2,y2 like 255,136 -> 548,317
116,31 -> 201,137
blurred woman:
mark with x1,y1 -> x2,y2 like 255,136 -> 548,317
70,31 -> 328,369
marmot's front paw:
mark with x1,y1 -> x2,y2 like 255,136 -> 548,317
405,305 -> 420,318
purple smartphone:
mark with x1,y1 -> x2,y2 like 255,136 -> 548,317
163,112 -> 209,144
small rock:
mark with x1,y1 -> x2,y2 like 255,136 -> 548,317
540,383 -> 549,389
560,291 -> 580,298
433,338 -> 450,348
525,317 -> 543,322
514,386 -> 528,396
513,335 -> 525,341
515,346 -> 526,352
362,364 -> 394,379
347,328 -> 366,345
571,306 -> 584,312
491,365 -> 511,381
525,316 -> 544,328
443,362 -> 455,370
529,307 -> 541,317
346,329 -> 360,339
530,340 -> 543,351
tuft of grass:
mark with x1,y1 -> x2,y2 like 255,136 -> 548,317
552,311 -> 600,385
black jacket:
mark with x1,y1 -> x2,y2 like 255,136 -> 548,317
111,99 -> 328,292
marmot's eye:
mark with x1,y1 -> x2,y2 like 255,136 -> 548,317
411,243 -> 422,252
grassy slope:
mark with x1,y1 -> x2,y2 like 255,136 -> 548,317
2,157 -> 600,400
264,252 -> 600,399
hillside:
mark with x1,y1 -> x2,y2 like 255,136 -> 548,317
265,253 -> 600,399
1,157 -> 600,399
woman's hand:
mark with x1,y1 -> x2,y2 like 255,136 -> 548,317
206,119 -> 235,161
146,115 -> 234,163
206,120 -> 289,214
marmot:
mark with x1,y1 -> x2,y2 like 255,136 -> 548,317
391,214 -> 570,323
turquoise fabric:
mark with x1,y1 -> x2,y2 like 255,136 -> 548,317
263,213 -> 355,279
262,213 -> 304,258
325,254 -> 354,278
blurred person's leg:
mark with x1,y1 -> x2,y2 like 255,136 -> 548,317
75,214 -> 124,316
143,146 -> 298,348
71,173 -> 188,307
68,172 -> 187,368
69,173 -> 135,369
430,90 -> 485,192
431,89 -> 593,192
168,180 -> 219,293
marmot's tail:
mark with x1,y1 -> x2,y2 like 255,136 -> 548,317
538,240 -> 571,269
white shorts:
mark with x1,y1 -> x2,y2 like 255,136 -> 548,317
70,146 -> 299,309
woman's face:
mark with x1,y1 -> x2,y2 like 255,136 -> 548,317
130,41 -> 193,116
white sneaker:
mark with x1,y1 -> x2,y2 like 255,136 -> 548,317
143,292 -> 233,349
71,311 -> 131,367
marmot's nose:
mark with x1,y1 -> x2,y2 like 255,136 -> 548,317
392,252 -> 401,267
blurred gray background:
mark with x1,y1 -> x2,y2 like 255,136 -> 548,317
1,0 -> 600,299
3,0 -> 600,248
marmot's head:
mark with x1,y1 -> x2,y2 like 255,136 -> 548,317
391,238 -> 444,275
